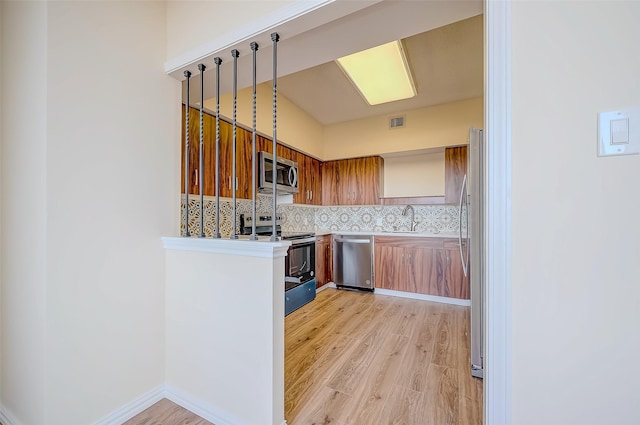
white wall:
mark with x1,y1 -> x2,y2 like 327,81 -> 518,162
44,2 -> 179,423
511,2 -> 640,424
166,0 -> 294,60
0,0 -> 3,411
1,1 -> 180,424
0,2 -> 48,423
383,151 -> 446,197
323,97 -> 482,160
204,83 -> 325,158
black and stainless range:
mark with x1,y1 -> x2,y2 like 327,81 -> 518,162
240,213 -> 316,315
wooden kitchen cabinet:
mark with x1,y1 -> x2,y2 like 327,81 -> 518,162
321,156 -> 384,206
182,106 -> 252,198
295,152 -> 322,205
182,106 -> 216,196
444,146 -> 468,204
315,234 -> 333,288
182,105 -> 323,203
374,236 -> 469,299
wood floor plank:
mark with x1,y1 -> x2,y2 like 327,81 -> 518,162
423,364 -> 460,425
122,398 -> 213,425
341,332 -> 409,425
393,302 -> 441,392
379,385 -> 427,425
285,288 -> 483,425
325,309 -> 392,395
431,311 -> 460,369
291,385 -> 352,425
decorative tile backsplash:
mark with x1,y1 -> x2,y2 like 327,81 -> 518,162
313,204 -> 462,234
181,195 -> 462,237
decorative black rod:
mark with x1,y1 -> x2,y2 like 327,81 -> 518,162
230,49 -> 240,239
198,63 -> 206,237
250,41 -> 259,241
271,32 -> 280,241
214,57 -> 222,238
183,70 -> 192,237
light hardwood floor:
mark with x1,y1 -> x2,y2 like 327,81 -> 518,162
124,288 -> 482,425
123,398 -> 212,425
285,288 -> 482,425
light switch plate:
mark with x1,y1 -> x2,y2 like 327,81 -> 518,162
598,108 -> 640,157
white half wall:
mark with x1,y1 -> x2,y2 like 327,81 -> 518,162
511,2 -> 640,424
164,239 -> 288,425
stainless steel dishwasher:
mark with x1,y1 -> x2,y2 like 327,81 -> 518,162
333,234 -> 374,291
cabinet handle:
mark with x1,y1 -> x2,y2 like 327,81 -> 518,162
310,190 -> 313,201
401,253 -> 404,265
408,253 -> 412,266
227,177 -> 238,191
194,169 -> 198,186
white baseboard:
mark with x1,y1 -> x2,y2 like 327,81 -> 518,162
0,404 -> 20,425
374,288 -> 471,306
165,385 -> 253,425
93,385 -> 165,425
316,282 -> 336,293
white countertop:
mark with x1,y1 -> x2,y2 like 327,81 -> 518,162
315,230 -> 460,239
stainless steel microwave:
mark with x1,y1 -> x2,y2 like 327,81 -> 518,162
258,151 -> 299,194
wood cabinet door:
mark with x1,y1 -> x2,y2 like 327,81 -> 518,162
357,156 -> 384,205
320,156 -> 383,206
299,154 -> 322,205
321,160 -> 341,206
294,151 -> 310,204
374,243 -> 407,290
445,146 -> 468,204
181,106 -> 200,195
315,235 -> 333,288
234,126 -> 253,199
443,241 -> 470,299
310,157 -> 322,205
406,246 -> 440,295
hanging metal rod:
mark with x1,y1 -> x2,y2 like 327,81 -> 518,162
214,57 -> 222,239
271,32 -> 280,241
250,41 -> 259,240
183,70 -> 192,237
230,49 -> 240,240
198,63 -> 206,237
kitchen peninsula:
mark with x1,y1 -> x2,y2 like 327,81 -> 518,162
162,237 -> 290,425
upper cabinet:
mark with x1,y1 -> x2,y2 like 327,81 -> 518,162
321,156 -> 384,206
294,151 -> 322,205
444,146 -> 468,204
181,105 -> 322,205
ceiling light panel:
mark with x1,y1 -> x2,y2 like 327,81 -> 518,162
336,40 -> 416,106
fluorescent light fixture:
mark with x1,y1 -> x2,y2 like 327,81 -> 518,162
336,40 -> 416,106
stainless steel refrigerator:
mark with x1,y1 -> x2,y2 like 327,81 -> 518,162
460,127 -> 485,379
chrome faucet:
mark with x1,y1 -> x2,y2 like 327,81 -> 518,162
402,204 -> 418,231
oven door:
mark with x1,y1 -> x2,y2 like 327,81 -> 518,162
284,237 -> 316,290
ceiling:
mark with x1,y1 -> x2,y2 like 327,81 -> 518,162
184,1 -> 484,127
277,14 -> 484,126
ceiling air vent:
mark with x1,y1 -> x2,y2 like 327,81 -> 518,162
389,115 -> 405,129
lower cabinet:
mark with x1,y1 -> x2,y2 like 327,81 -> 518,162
315,234 -> 333,288
374,236 -> 469,299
